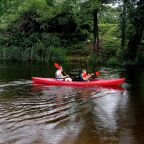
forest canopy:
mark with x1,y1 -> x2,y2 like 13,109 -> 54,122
0,0 -> 143,65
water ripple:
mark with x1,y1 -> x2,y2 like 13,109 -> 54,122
0,77 -> 134,144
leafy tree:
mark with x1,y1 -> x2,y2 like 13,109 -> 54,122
126,0 -> 144,61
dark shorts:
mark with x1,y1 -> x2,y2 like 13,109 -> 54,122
56,78 -> 63,81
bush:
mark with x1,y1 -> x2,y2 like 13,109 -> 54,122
0,44 -> 67,62
107,57 -> 119,66
99,24 -> 117,35
99,24 -> 121,59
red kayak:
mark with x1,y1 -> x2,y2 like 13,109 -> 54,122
32,77 -> 125,86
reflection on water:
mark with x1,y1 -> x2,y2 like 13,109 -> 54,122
0,83 -> 127,144
0,61 -> 144,144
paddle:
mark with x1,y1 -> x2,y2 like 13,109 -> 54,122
86,71 -> 100,77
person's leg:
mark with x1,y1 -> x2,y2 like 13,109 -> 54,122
65,77 -> 72,81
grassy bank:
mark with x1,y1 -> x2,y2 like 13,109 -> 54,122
0,24 -> 122,66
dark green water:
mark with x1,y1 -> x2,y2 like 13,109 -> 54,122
0,61 -> 144,144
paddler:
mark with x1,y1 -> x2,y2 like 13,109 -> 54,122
55,64 -> 72,81
80,69 -> 94,81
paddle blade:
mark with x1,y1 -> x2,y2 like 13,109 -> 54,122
96,71 -> 100,76
54,63 -> 61,69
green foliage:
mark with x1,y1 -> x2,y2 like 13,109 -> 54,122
102,24 -> 120,38
87,54 -> 104,65
0,31 -> 66,62
99,6 -> 120,24
136,38 -> 144,64
18,0 -> 47,13
99,24 -> 120,58
99,24 -> 112,35
0,45 -> 66,62
41,33 -> 61,47
0,0 -> 143,64
107,57 -> 119,66
0,0 -> 23,29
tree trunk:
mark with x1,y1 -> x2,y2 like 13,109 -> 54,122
93,9 -> 99,53
127,27 -> 144,60
121,0 -> 127,50
126,0 -> 144,61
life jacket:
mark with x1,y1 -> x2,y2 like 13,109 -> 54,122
79,73 -> 87,81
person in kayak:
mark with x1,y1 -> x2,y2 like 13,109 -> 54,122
80,69 -> 94,81
55,65 -> 72,81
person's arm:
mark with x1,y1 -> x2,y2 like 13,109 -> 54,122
61,73 -> 69,79
85,73 -> 94,80
63,75 -> 69,78
87,73 -> 94,78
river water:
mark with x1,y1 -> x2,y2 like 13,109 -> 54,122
0,61 -> 144,144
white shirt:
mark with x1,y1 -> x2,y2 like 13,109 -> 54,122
55,69 -> 63,80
